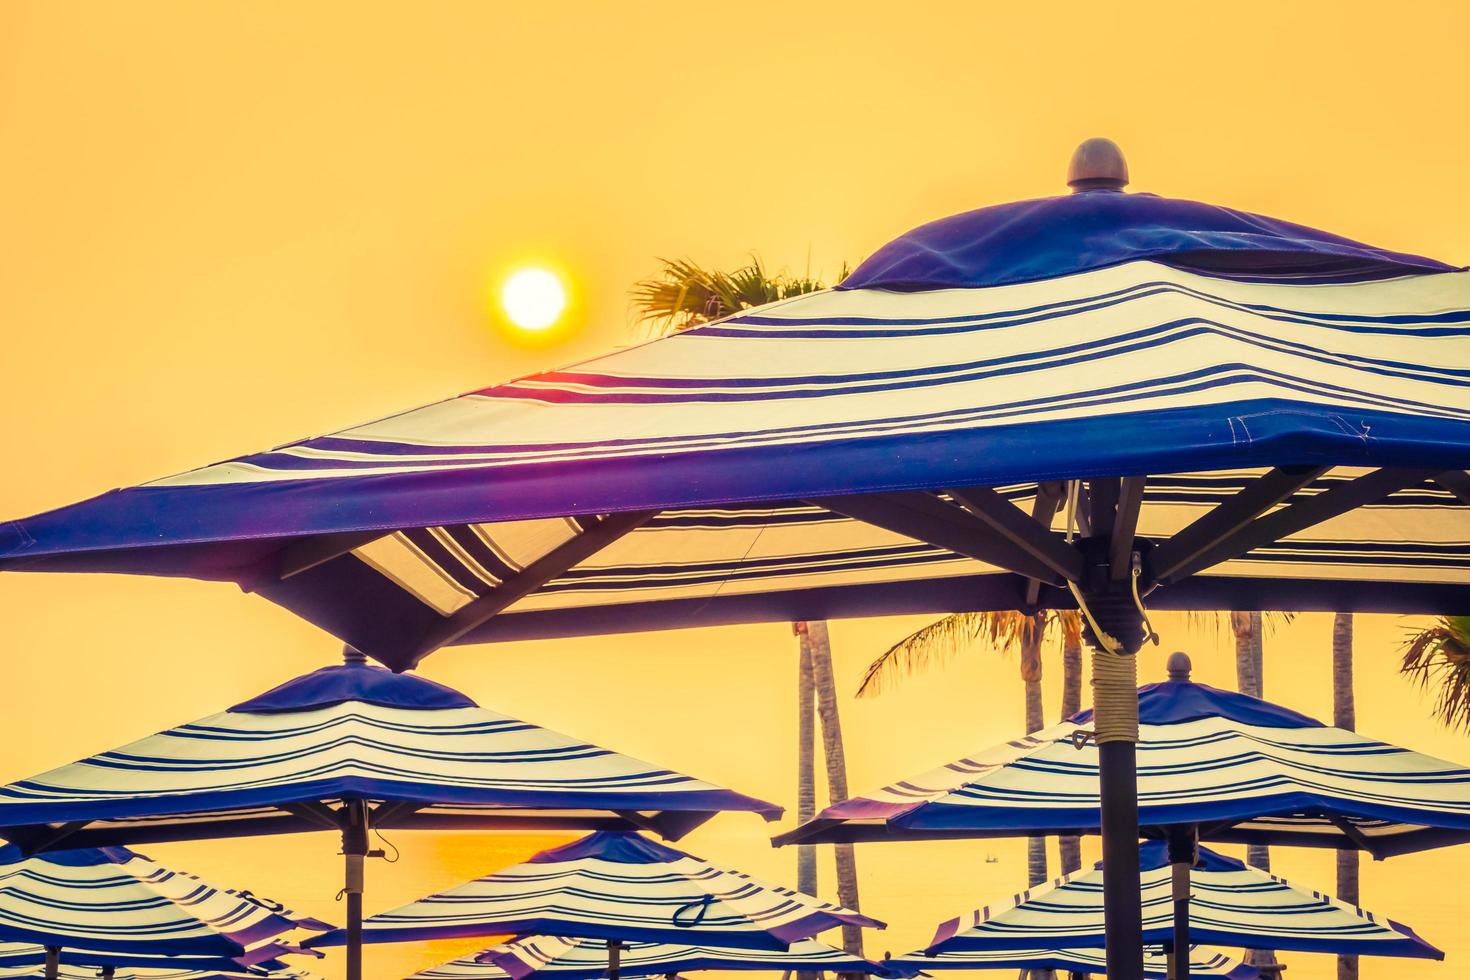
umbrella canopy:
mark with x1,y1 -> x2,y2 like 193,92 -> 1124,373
3,180 -> 1470,670
7,139 -> 1467,980
0,660 -> 778,852
0,946 -> 303,976
306,831 -> 881,951
0,960 -> 318,980
408,936 -> 904,980
776,660 -> 1470,856
920,841 -> 1440,960
0,846 -> 326,960
893,945 -> 1257,979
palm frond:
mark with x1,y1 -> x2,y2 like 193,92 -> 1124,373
856,612 -> 988,698
630,256 -> 838,338
1401,615 -> 1470,730
856,610 -> 1043,698
1050,609 -> 1083,646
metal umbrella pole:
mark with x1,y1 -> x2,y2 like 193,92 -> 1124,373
1069,469 -> 1154,980
1163,652 -> 1201,980
607,939 -> 623,980
43,947 -> 58,980
1164,824 -> 1199,980
342,799 -> 371,980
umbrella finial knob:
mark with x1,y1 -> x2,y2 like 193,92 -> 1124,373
1166,650 -> 1192,681
1068,138 -> 1128,193
342,645 -> 367,665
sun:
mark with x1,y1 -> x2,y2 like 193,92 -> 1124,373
500,267 -> 567,331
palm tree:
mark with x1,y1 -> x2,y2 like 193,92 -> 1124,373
793,623 -> 819,980
1333,612 -> 1358,980
1056,621 -> 1085,877
858,609 -> 1082,980
1401,615 -> 1470,729
630,256 -> 832,336
1230,611 -> 1278,973
632,257 -> 864,957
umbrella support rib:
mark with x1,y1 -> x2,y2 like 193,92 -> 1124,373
1153,467 -> 1437,584
1148,466 -> 1330,582
810,492 -> 1065,583
282,801 -> 345,830
1326,815 -> 1386,860
395,508 -> 660,669
10,820 -> 89,856
275,530 -> 392,580
1109,477 -> 1147,582
369,800 -> 425,827
946,485 -> 1084,582
1434,469 -> 1470,506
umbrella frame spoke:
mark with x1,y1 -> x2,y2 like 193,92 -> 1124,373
808,492 -> 1066,584
1153,467 -> 1440,585
394,509 -> 660,669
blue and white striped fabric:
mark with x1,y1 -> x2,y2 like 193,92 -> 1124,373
0,846 -> 326,959
893,944 -> 1257,979
3,191 -> 1470,662
409,936 -> 903,980
307,831 -> 881,951
0,970 -> 317,980
779,676 -> 1470,855
0,953 -> 318,980
923,842 -> 1440,960
0,945 -> 302,975
0,664 -> 777,849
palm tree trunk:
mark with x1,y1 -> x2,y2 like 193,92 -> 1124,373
1245,612 -> 1271,869
1021,616 -> 1049,891
805,621 -> 864,957
1058,619 -> 1084,878
1232,611 -> 1278,972
793,624 -> 819,980
1333,612 -> 1359,980
795,624 -> 818,897
1019,616 -> 1055,980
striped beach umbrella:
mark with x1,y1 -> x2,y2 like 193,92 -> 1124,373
407,936 -> 903,980
6,138 -> 1470,979
779,651 -> 1470,977
0,947 -> 304,977
0,659 -> 776,980
919,841 -> 1440,961
306,831 -> 881,974
0,958 -> 319,980
893,945 -> 1258,979
0,956 -> 319,980
0,845 -> 325,961
777,652 -> 1470,853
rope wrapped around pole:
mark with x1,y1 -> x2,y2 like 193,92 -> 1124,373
1091,648 -> 1139,744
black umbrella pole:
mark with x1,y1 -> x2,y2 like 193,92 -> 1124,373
1170,860 -> 1190,980
43,947 -> 58,980
1094,646 -> 1144,980
343,802 -> 370,980
1166,827 -> 1197,980
608,939 -> 622,980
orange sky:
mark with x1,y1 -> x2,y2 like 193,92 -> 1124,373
4,3 -> 1470,979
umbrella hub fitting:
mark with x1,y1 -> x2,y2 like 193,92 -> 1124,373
1072,536 -> 1155,655
1165,826 -> 1199,867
